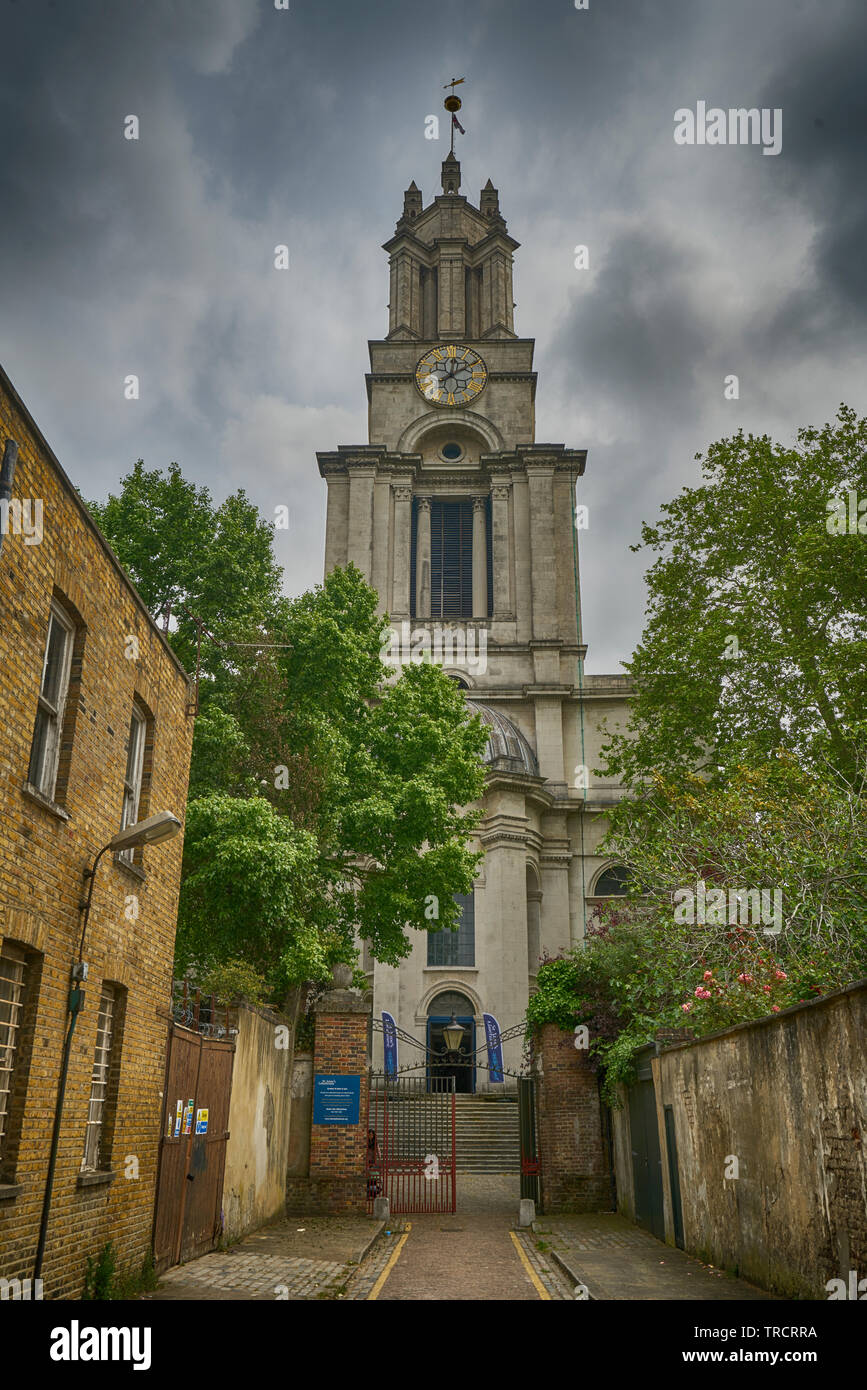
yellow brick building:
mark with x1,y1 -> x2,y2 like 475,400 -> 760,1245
0,363 -> 193,1298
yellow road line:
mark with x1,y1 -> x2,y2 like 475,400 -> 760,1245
509,1230 -> 551,1301
367,1223 -> 412,1301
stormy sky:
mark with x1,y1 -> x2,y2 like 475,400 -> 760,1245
1,0 -> 865,672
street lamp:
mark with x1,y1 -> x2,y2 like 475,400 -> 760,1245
34,810 -> 182,1281
442,1014 -> 465,1054
77,811 -> 182,959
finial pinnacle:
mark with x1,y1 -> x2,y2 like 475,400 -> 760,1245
443,76 -> 466,157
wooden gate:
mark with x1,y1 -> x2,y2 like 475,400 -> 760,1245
153,1024 -> 235,1273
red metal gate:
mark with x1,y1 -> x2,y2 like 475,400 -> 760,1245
153,1024 -> 235,1273
366,1074 -> 456,1214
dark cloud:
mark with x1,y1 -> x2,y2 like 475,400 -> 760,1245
1,0 -> 864,673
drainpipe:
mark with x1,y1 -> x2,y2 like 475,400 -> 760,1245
0,438 -> 19,558
33,965 -> 87,1281
33,841 -> 112,1281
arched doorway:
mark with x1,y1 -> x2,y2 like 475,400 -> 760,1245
427,990 -> 476,1093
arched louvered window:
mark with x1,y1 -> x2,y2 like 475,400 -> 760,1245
410,499 -> 492,619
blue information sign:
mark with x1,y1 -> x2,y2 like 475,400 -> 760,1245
313,1074 -> 361,1126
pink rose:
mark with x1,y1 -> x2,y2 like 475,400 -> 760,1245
681,1003 -> 692,1012
771,1005 -> 780,1012
703,970 -> 713,981
775,970 -> 787,980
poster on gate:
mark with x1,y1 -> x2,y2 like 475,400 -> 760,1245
483,1013 -> 504,1083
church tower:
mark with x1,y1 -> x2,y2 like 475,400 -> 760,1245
318,150 -> 630,1087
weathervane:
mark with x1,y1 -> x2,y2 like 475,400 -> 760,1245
443,76 -> 466,156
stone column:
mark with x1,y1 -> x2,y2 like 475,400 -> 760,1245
527,464 -> 557,641
323,475 -> 349,576
409,260 -> 422,337
512,472 -> 532,643
371,479 -> 390,614
423,268 -> 437,338
347,467 -> 376,583
480,259 -> 493,337
534,695 -> 566,787
491,484 -> 511,617
539,837 -> 572,960
391,486 -> 413,617
416,497 -> 431,619
472,495 -> 488,619
480,809 -> 530,1081
437,250 -> 466,338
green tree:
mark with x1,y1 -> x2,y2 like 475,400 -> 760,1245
601,405 -> 867,786
527,753 -> 867,1100
87,468 -> 489,994
87,460 -> 287,676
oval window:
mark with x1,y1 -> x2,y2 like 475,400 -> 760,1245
441,443 -> 462,460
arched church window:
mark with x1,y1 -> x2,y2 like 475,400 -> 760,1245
592,865 -> 631,897
427,989 -> 474,1018
427,892 -> 475,967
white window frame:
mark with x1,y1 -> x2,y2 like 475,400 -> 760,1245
0,943 -> 28,1169
118,704 -> 147,861
27,601 -> 74,801
81,985 -> 116,1173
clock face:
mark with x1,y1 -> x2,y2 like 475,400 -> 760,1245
415,345 -> 487,407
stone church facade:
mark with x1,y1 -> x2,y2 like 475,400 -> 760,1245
318,153 -> 631,1087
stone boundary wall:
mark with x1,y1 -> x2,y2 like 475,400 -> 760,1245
621,982 -> 866,1298
221,1002 -> 294,1243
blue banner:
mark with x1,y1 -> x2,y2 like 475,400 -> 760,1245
382,1011 -> 398,1077
483,1013 -> 504,1083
